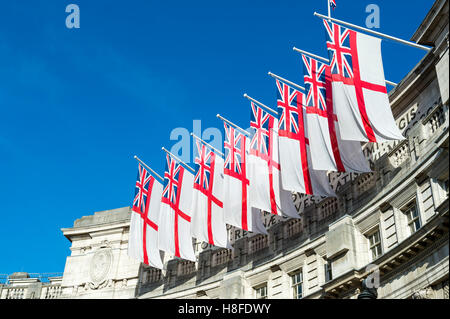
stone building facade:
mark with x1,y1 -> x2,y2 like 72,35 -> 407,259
1,0 -> 448,300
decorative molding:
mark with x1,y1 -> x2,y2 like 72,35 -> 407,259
87,279 -> 113,291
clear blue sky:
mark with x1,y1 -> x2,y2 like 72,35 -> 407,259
0,0 -> 434,275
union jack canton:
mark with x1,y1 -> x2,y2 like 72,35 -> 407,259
302,55 -> 328,112
133,164 -> 152,215
224,122 -> 247,178
194,141 -> 214,191
162,155 -> 183,205
324,20 -> 353,79
249,102 -> 272,158
276,79 -> 303,136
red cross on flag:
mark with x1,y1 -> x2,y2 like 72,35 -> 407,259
158,154 -> 196,262
324,20 -> 405,143
247,102 -> 300,219
222,121 -> 267,234
302,54 -> 371,173
128,164 -> 164,269
190,141 -> 229,248
276,80 -> 335,197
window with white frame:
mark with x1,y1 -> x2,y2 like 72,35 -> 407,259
367,229 -> 382,260
254,284 -> 267,299
291,270 -> 303,299
404,202 -> 421,235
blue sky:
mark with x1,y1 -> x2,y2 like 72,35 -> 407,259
0,0 -> 434,275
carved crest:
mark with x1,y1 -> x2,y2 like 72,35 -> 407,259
89,247 -> 113,289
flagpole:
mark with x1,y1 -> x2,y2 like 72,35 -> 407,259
327,0 -> 331,20
293,47 -> 330,63
292,47 -> 398,87
190,133 -> 224,157
216,114 -> 251,137
161,147 -> 196,174
133,155 -> 164,182
313,12 -> 432,52
243,93 -> 278,115
268,72 -> 306,91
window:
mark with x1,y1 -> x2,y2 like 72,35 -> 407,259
291,271 -> 303,299
405,203 -> 421,234
367,229 -> 382,260
324,261 -> 333,282
255,284 -> 267,299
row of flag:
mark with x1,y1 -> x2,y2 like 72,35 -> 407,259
127,17 -> 405,269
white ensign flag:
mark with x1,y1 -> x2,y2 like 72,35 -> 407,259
128,164 -> 164,269
247,102 -> 300,219
191,141 -> 229,248
276,79 -> 335,197
158,154 -> 196,262
222,121 -> 267,234
301,54 -> 371,173
324,20 -> 405,143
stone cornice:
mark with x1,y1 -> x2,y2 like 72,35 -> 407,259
61,220 -> 130,240
411,0 -> 448,45
389,51 -> 437,118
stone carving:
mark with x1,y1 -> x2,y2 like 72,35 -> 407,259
115,278 -> 127,288
411,287 -> 433,299
88,247 -> 113,289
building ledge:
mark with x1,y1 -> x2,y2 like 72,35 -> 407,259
411,0 -> 448,46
